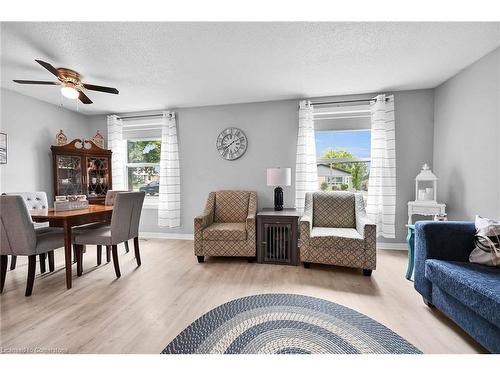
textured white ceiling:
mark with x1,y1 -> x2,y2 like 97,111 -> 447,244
1,22 -> 499,115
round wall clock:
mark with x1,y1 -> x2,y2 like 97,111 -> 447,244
216,127 -> 248,160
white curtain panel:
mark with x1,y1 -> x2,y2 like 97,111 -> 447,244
295,100 -> 318,211
366,94 -> 396,238
158,111 -> 181,228
107,115 -> 126,190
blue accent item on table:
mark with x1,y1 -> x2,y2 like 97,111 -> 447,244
406,224 -> 415,280
414,221 -> 500,353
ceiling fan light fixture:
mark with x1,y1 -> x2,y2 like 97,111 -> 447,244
61,83 -> 79,100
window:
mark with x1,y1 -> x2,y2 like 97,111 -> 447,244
126,139 -> 161,205
315,129 -> 371,196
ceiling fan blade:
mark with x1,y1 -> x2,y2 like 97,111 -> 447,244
13,80 -> 59,85
35,59 -> 60,77
77,90 -> 93,104
82,83 -> 119,94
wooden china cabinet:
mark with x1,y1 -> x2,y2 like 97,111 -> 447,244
51,139 -> 112,204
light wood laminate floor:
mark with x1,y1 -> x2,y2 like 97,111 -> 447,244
0,239 -> 486,354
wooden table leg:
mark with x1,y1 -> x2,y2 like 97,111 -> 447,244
63,221 -> 73,289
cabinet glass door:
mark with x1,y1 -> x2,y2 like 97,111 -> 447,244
56,155 -> 83,196
86,157 -> 109,199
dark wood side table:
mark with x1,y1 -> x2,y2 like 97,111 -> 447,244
257,209 -> 301,266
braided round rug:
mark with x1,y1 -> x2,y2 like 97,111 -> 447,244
162,294 -> 421,354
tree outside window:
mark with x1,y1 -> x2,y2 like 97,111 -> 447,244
126,140 -> 161,200
315,130 -> 371,195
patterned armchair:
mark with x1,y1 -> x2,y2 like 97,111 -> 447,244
299,191 -> 376,275
194,191 -> 257,262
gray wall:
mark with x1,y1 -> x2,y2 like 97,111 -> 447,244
393,90 -> 436,236
136,100 -> 299,234
88,90 -> 434,243
86,114 -> 107,142
0,88 -> 93,202
1,86 -> 436,244
433,47 -> 500,220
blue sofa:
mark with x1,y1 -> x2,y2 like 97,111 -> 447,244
414,221 -> 500,353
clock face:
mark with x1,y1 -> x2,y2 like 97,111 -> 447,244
216,127 -> 248,160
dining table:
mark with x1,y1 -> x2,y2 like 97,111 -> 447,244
31,204 -> 113,289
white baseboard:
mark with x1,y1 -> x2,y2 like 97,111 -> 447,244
377,242 -> 407,251
140,232 -> 194,240
140,232 -> 407,250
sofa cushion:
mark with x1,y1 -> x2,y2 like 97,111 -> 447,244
309,227 -> 364,250
203,222 -> 247,241
425,259 -> 500,328
312,192 -> 355,228
214,191 -> 249,223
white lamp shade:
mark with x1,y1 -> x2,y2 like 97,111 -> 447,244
61,84 -> 79,100
267,168 -> 291,187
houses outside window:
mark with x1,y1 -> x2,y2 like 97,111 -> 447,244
314,104 -> 371,197
126,139 -> 161,204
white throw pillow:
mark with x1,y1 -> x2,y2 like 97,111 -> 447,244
469,215 -> 500,267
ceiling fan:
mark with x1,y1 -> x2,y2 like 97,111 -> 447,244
13,59 -> 119,104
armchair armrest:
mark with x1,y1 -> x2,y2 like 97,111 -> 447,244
194,212 -> 213,229
246,212 -> 256,223
414,221 -> 475,301
194,192 -> 216,242
355,212 -> 375,238
246,212 -> 256,244
299,215 -> 312,241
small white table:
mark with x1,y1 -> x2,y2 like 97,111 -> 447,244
407,200 -> 446,224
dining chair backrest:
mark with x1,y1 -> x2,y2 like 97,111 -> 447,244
0,195 -> 37,256
129,192 -> 145,239
10,191 -> 49,210
105,190 -> 128,206
6,191 -> 50,228
110,192 -> 145,243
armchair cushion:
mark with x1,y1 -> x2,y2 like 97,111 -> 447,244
311,227 -> 363,240
312,191 -> 355,228
203,222 -> 247,241
214,191 -> 250,223
310,227 -> 364,250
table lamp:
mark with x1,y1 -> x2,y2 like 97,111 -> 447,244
267,167 -> 291,211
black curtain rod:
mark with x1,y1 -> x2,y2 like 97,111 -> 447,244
117,114 -> 163,120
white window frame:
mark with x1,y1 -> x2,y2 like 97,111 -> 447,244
124,137 -> 161,209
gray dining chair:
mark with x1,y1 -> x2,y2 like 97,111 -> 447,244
105,190 -> 130,254
4,192 -> 51,272
0,195 -> 65,296
73,192 -> 145,278
71,190 -> 130,266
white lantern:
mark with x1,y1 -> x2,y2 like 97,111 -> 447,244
415,163 -> 437,202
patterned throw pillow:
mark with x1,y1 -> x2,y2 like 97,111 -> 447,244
470,215 -> 500,267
